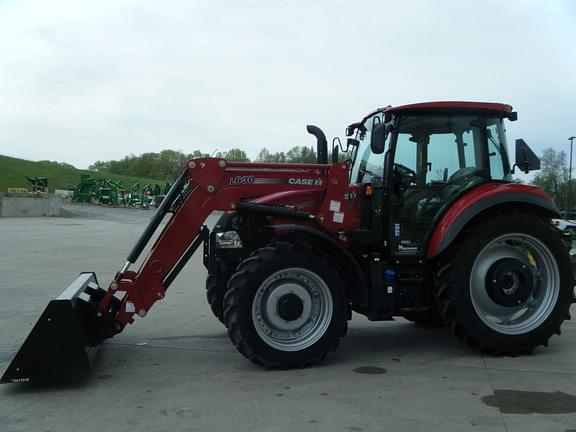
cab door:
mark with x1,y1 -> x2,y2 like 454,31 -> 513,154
387,115 -> 489,257
349,114 -> 389,251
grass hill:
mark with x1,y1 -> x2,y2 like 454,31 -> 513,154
0,155 -> 169,193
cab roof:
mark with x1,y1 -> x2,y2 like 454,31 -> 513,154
361,101 -> 514,124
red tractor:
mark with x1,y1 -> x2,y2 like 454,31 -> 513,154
3,101 -> 574,383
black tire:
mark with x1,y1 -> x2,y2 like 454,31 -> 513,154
435,211 -> 573,355
404,308 -> 445,328
223,242 -> 348,368
206,273 -> 227,325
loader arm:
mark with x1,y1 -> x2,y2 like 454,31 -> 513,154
99,158 -> 359,328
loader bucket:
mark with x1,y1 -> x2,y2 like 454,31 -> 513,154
1,272 -> 111,384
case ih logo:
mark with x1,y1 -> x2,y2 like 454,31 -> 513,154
288,178 -> 323,186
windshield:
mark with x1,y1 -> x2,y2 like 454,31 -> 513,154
350,113 -> 388,184
394,115 -> 510,184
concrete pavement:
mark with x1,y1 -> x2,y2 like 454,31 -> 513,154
0,205 -> 575,432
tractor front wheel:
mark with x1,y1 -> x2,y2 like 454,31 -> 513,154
435,212 -> 573,355
224,242 -> 347,368
206,273 -> 227,325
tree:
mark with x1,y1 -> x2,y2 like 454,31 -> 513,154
88,149 -> 210,180
89,160 -> 109,172
222,148 -> 250,162
256,148 -> 286,163
533,147 -> 569,209
189,150 -> 210,159
286,146 -> 317,163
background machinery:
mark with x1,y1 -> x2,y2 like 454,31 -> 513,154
3,101 -> 574,383
25,176 -> 48,193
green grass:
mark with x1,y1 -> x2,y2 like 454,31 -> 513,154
0,155 -> 169,193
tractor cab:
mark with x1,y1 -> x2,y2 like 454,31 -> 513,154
348,102 -> 530,257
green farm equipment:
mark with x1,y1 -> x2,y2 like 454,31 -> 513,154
72,176 -> 125,206
25,176 -> 48,193
94,179 -> 125,206
140,184 -> 155,209
152,182 -> 173,207
95,179 -> 114,205
72,175 -> 96,203
128,183 -> 141,207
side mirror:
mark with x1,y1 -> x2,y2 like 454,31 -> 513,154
370,123 -> 388,154
514,139 -> 540,173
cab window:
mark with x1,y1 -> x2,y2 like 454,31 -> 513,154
350,113 -> 389,184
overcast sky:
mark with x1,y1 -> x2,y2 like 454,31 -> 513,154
1,0 -> 575,171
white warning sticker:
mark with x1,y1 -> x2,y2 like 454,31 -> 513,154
125,302 -> 136,313
333,212 -> 344,223
329,200 -> 341,212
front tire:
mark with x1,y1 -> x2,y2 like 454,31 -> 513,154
435,212 -> 573,355
206,273 -> 227,325
224,242 -> 347,368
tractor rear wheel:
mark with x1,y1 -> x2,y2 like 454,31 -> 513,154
435,212 -> 573,355
404,307 -> 445,328
223,242 -> 347,368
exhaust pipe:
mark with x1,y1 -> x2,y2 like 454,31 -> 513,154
306,125 -> 328,164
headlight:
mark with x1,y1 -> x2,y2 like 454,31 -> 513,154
215,231 -> 243,249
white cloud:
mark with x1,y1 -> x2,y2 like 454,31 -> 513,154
0,0 -> 575,168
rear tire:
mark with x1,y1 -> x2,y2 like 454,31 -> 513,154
404,308 -> 445,328
224,242 -> 347,368
435,212 -> 573,355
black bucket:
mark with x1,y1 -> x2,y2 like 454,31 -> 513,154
1,273 -> 115,384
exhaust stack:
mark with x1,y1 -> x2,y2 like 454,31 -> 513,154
306,125 -> 328,164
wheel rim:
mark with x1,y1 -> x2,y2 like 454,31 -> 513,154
469,233 -> 560,335
252,267 -> 333,351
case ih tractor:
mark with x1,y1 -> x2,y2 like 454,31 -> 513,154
3,101 -> 574,383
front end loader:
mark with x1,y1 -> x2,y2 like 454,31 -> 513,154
2,138 -> 358,383
3,101 -> 574,384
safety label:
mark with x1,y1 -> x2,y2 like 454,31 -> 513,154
333,212 -> 344,223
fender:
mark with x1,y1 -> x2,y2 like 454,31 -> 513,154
267,223 -> 366,307
427,183 -> 559,259
268,223 -> 362,271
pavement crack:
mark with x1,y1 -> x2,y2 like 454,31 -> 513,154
250,393 -> 261,423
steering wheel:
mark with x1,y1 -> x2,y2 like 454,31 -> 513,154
394,163 -> 417,179
393,163 -> 417,194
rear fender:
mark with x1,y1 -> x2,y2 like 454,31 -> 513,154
426,183 -> 560,259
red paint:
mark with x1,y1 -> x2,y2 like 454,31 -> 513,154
100,158 -> 361,325
391,101 -> 513,113
361,101 -> 513,124
426,183 -> 554,259
250,189 -> 324,209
